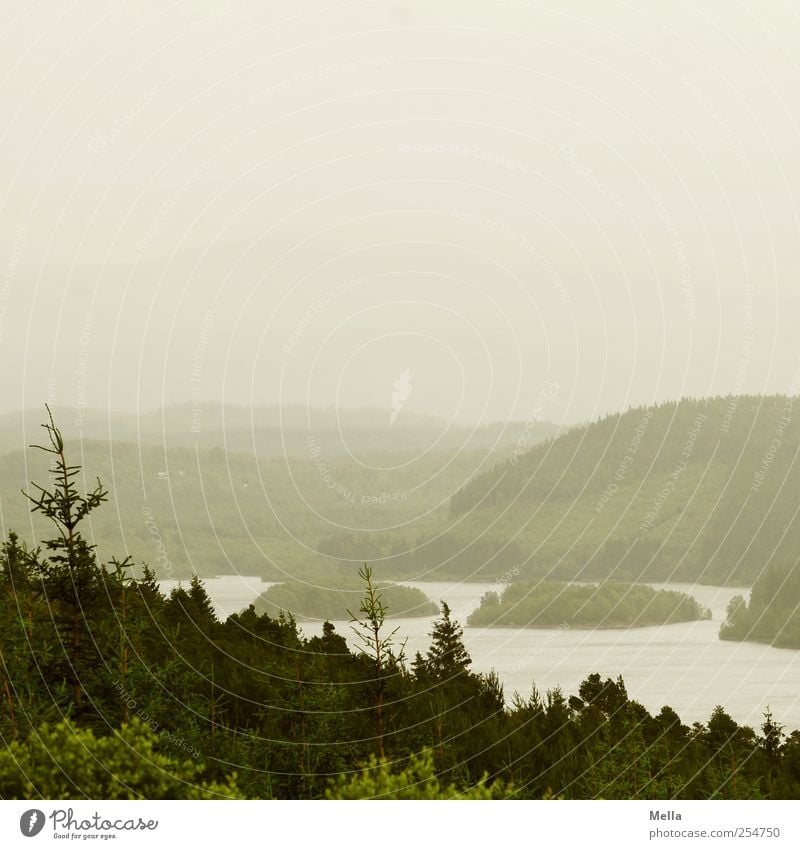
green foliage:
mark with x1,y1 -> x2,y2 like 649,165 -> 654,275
326,750 -> 511,799
0,408 -> 549,582
0,718 -> 240,799
417,601 -> 472,679
347,565 -> 407,668
23,405 -> 109,568
3,407 -> 800,801
365,396 -> 800,585
255,576 -> 438,621
347,564 -> 408,759
17,407 -> 116,714
720,559 -> 800,648
468,581 -> 709,628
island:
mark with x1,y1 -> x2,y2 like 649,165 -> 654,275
254,578 -> 439,621
467,580 -> 710,629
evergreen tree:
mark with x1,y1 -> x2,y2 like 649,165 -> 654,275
22,406 -> 111,713
422,601 -> 471,680
348,564 -> 406,758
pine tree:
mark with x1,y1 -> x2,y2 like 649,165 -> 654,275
0,532 -> 37,598
423,601 -> 471,680
348,564 -> 406,758
761,707 -> 785,759
22,406 -> 110,712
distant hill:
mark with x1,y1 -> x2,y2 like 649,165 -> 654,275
13,396 -> 800,593
0,404 -> 559,459
329,395 -> 800,586
0,406 -> 556,580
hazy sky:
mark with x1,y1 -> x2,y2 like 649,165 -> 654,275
2,0 -> 799,424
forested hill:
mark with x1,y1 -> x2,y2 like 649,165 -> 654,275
354,395 -> 800,585
0,437 -> 548,582
5,397 -> 798,588
0,405 -> 556,580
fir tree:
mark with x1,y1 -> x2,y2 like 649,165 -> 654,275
423,601 -> 471,680
22,406 -> 110,712
348,564 -> 406,758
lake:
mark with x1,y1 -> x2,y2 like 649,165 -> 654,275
160,575 -> 800,731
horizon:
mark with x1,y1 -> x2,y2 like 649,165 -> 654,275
3,2 -> 800,426
0,391 -> 795,430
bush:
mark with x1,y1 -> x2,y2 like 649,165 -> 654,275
326,749 -> 511,799
0,718 -> 241,799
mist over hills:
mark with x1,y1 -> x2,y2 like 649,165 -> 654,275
323,395 -> 800,587
0,403 -> 557,579
3,395 -> 799,592
0,403 -> 558,459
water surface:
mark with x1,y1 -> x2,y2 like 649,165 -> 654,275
160,576 -> 800,730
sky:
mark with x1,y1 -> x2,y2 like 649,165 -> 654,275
1,0 -> 799,426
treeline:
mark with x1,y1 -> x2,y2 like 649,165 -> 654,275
316,528 -> 526,580
3,529 -> 800,798
2,411 -> 800,799
721,558 -> 800,649
467,581 -> 710,629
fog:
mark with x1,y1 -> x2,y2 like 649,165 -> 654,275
2,0 -> 799,423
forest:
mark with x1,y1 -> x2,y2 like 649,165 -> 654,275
0,405 -> 548,581
467,581 -> 710,629
1,410 -> 799,800
5,396 -> 800,602
326,395 -> 800,588
254,578 -> 438,620
720,557 -> 800,649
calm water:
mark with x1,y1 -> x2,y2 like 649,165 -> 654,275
160,576 -> 800,731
